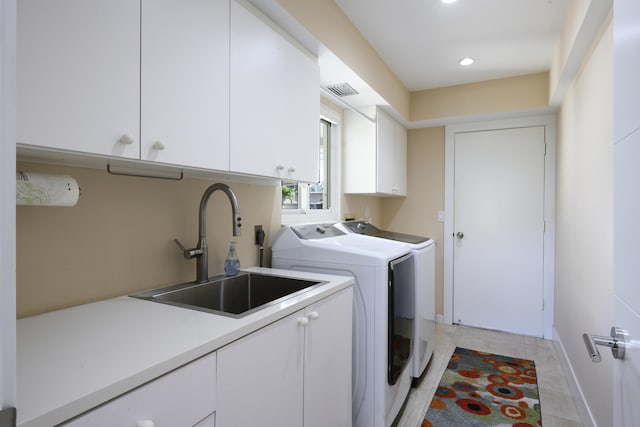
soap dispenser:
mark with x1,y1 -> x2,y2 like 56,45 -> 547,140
224,241 -> 240,276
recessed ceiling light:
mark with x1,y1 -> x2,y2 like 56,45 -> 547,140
441,0 -> 457,3
458,57 -> 475,66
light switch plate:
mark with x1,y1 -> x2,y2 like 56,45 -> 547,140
437,210 -> 445,222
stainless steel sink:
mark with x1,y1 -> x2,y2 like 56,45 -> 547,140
130,272 -> 325,318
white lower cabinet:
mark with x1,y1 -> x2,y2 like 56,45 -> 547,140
61,352 -> 217,427
216,287 -> 353,427
194,412 -> 216,427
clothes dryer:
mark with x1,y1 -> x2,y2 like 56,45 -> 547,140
272,223 -> 415,427
335,221 -> 436,380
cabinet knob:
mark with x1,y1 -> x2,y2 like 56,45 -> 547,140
136,420 -> 155,427
308,311 -> 319,320
152,141 -> 166,150
298,317 -> 309,326
118,134 -> 134,145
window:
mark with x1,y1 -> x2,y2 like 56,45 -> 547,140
281,105 -> 340,224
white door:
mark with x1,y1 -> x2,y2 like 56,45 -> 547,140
613,131 -> 640,427
613,0 -> 640,424
453,126 -> 545,337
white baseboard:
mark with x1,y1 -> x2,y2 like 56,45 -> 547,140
553,327 -> 597,427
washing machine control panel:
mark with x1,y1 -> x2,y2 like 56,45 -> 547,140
340,221 -> 430,244
291,223 -> 345,240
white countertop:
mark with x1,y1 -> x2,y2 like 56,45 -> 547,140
16,267 -> 353,427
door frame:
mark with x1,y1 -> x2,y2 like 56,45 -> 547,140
1,0 -> 17,414
443,114 -> 556,339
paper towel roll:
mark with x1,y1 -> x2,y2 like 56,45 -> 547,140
16,171 -> 80,206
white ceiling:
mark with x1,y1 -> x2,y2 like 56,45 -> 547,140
333,0 -> 571,92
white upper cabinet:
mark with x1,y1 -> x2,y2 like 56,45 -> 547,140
391,114 -> 407,195
141,0 -> 229,170
17,0 -> 141,159
17,0 -> 321,180
18,0 -> 230,170
344,107 -> 407,196
229,0 -> 320,182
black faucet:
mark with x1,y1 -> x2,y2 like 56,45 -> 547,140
175,183 -> 241,283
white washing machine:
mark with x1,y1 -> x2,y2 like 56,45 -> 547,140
335,221 -> 436,380
271,223 -> 415,427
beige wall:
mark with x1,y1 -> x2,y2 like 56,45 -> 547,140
16,162 -> 282,317
555,18 -> 613,426
15,96 -> 385,318
341,194 -> 382,224
410,73 -> 549,122
381,127 -> 445,315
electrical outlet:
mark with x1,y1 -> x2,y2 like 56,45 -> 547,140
254,225 -> 263,245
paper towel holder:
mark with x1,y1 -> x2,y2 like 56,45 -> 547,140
16,171 -> 81,207
106,164 -> 184,181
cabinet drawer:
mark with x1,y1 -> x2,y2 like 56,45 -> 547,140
62,352 -> 216,426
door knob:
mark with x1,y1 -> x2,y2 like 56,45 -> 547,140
456,232 -> 464,239
583,327 -> 627,362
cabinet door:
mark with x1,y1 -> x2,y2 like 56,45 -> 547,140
376,110 -> 407,196
62,352 -> 216,426
194,412 -> 216,427
376,110 -> 396,194
304,288 -> 353,427
217,311 -> 304,427
343,108 -> 377,194
230,1 -> 320,182
393,121 -> 408,196
17,0 -> 140,159
141,0 -> 229,170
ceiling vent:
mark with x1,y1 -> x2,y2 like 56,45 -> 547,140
325,83 -> 359,97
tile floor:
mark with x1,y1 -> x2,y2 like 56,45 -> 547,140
395,323 -> 584,427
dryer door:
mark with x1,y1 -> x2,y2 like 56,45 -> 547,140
387,253 -> 415,385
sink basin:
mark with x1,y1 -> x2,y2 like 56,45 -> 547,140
130,272 -> 325,318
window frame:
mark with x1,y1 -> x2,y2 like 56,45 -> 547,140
281,104 -> 341,225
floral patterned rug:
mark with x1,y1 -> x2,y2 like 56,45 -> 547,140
423,347 -> 542,426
